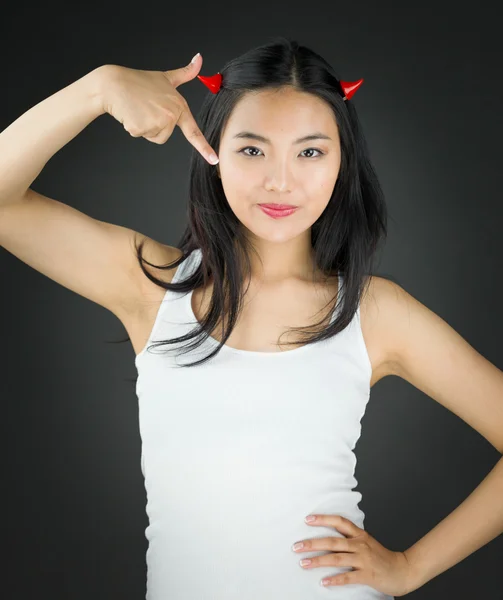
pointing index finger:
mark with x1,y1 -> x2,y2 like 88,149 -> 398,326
176,106 -> 219,165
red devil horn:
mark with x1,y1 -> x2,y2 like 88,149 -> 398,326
197,73 -> 223,94
339,78 -> 364,101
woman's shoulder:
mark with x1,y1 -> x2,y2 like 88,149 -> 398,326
360,275 -> 403,380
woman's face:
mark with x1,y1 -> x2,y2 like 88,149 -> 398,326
217,87 -> 342,244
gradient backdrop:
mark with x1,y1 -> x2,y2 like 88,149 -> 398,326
1,2 -> 502,599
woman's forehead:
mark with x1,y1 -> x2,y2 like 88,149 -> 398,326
222,89 -> 339,142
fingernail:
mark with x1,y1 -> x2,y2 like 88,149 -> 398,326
209,153 -> 219,164
191,52 -> 200,64
305,515 -> 316,523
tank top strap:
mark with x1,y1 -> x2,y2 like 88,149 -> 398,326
336,271 -> 343,317
134,249 -> 202,364
172,248 -> 202,283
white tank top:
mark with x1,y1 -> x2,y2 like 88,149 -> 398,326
134,248 -> 393,600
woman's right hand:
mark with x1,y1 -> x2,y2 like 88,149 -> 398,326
99,54 -> 219,164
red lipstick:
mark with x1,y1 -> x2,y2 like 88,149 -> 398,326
258,204 -> 299,218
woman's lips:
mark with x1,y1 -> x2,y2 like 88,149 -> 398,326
258,204 -> 299,218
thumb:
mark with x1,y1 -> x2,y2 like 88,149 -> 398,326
165,52 -> 202,88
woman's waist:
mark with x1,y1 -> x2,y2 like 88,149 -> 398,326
145,533 -> 392,600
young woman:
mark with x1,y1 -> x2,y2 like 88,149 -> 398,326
1,36 -> 502,600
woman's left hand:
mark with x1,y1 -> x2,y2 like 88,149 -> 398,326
293,514 -> 414,597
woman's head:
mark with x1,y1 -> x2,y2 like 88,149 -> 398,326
214,86 -> 341,276
129,36 -> 388,369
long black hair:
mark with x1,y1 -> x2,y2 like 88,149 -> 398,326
111,35 -> 389,373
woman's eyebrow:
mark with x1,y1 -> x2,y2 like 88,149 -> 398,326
232,131 -> 333,145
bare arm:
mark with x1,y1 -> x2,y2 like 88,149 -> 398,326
0,66 -> 179,318
0,66 -> 107,206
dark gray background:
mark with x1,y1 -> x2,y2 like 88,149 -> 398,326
1,2 -> 502,599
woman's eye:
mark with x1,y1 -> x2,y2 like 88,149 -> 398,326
301,148 -> 324,158
238,146 -> 325,158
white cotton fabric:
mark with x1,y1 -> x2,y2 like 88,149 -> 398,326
134,248 -> 393,600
